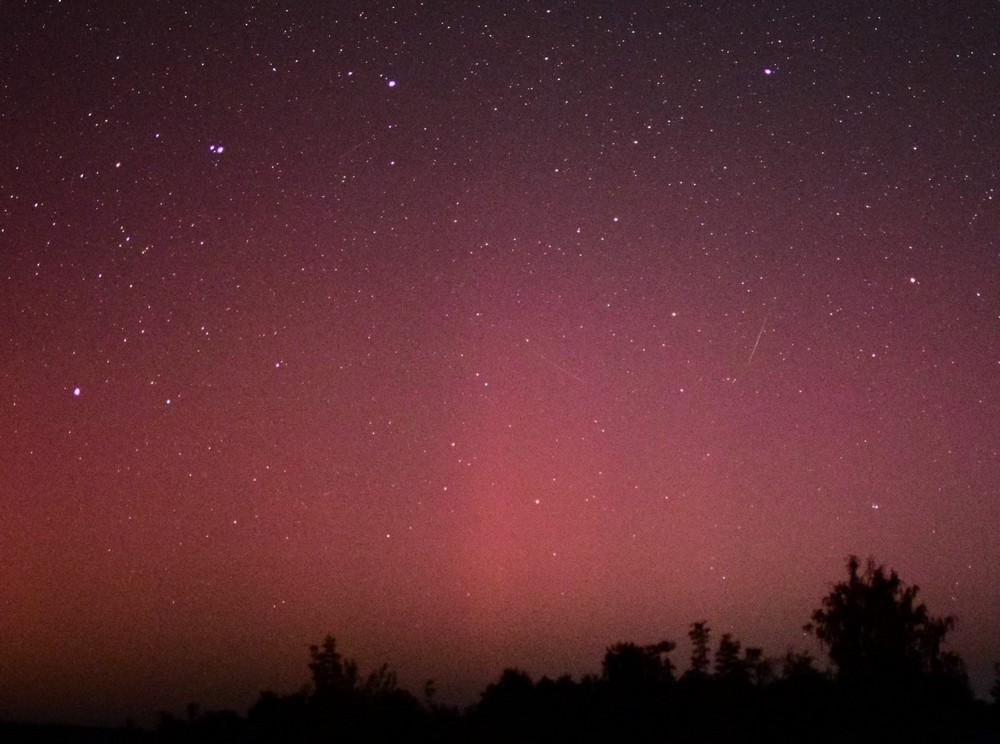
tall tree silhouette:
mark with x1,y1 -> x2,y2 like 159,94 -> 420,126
805,556 -> 959,687
686,621 -> 711,678
308,635 -> 359,697
302,635 -> 427,741
803,556 -> 974,741
713,633 -> 746,684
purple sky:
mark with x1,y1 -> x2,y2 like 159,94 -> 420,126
2,0 -> 998,725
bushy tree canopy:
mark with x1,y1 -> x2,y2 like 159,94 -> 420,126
602,641 -> 676,689
805,556 -> 959,687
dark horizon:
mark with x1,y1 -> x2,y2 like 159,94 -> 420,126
2,556 -> 998,743
2,557 -> 997,729
3,0 -> 999,730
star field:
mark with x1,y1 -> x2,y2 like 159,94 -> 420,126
1,0 -> 998,725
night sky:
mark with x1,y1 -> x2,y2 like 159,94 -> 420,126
2,0 -> 999,726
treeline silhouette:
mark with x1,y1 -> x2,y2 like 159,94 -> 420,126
4,557 -> 999,743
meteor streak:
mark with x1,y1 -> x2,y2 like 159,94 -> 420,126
746,309 -> 770,367
540,354 -> 586,383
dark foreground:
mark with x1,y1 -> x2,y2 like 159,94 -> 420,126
5,558 -> 1000,742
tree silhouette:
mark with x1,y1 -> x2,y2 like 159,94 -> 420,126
780,649 -> 823,682
686,621 -> 711,678
362,662 -> 398,697
138,587 -> 996,744
742,646 -> 773,686
602,641 -> 676,689
300,634 -> 424,741
805,556 -> 958,688
713,633 -> 746,684
307,635 -> 359,697
246,689 -> 309,744
803,555 -> 974,742
477,668 -> 538,740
